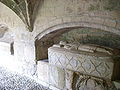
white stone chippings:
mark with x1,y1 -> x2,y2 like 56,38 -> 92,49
0,67 -> 51,90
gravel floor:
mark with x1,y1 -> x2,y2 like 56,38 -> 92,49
0,67 -> 50,90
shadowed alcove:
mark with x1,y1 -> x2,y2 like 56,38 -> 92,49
35,27 -> 120,61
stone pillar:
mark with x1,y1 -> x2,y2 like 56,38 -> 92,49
14,38 -> 36,77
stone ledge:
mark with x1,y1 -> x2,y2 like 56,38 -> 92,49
48,47 -> 114,58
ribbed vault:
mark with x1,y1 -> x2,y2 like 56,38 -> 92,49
0,0 -> 41,32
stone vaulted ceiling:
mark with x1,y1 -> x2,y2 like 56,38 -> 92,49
0,0 -> 41,32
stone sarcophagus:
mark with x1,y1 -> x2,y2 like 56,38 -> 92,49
48,41 -> 120,90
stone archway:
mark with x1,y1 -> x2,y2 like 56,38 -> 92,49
35,21 -> 120,90
36,21 -> 120,40
35,21 -> 120,60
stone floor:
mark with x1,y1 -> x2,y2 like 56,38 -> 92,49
0,67 -> 50,90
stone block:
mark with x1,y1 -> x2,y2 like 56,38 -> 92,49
43,0 -> 53,8
80,16 -> 92,22
92,17 -> 104,25
64,5 -> 75,15
45,8 -> 55,17
54,6 -> 65,16
116,22 -> 120,29
52,0 -> 65,8
104,19 -> 116,27
49,65 -> 65,89
38,8 -> 46,17
37,61 -> 49,83
48,46 -> 119,80
71,16 -> 90,23
63,17 -> 71,23
37,17 -> 49,26
48,18 -> 63,28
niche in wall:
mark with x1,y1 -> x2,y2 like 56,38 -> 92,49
35,27 -> 120,61
35,39 -> 54,61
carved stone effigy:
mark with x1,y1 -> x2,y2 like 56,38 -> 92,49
48,41 -> 120,90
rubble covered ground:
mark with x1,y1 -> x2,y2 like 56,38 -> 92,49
0,67 -> 50,90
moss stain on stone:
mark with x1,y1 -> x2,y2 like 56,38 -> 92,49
59,28 -> 120,49
103,0 -> 120,11
88,4 -> 100,11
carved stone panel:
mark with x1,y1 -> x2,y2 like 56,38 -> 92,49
72,72 -> 116,90
48,46 -> 115,79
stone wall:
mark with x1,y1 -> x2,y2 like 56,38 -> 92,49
35,39 -> 54,60
33,0 -> 120,61
37,60 -> 66,90
35,27 -> 120,60
59,28 -> 120,49
0,2 -> 37,77
0,2 -> 26,31
0,0 -> 120,86
33,0 -> 120,38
